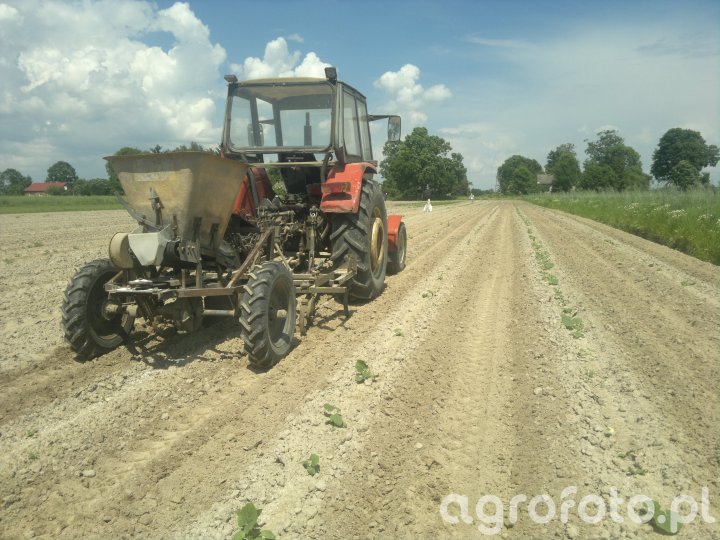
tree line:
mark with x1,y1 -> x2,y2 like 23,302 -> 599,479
380,127 -> 469,200
0,142 -> 214,196
497,128 -> 719,194
4,132 -> 468,201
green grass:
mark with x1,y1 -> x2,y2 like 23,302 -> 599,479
0,195 -> 122,214
525,188 -> 720,265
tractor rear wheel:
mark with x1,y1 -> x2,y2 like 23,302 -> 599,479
61,259 -> 135,360
330,181 -> 388,301
239,261 -> 297,369
387,222 -> 407,275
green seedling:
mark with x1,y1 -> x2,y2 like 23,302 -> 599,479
233,503 -> 275,540
25,429 -> 37,438
28,452 -> 39,460
355,360 -> 377,384
680,280 -> 696,286
545,274 -> 559,286
640,500 -> 684,535
323,403 -> 345,428
561,314 -> 584,338
302,453 -> 320,476
393,328 -> 404,337
627,464 -> 647,476
421,290 -> 434,298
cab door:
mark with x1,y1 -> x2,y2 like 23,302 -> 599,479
339,88 -> 373,163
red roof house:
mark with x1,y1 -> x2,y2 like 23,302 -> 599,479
23,182 -> 68,196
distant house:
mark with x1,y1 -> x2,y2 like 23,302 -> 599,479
23,182 -> 68,196
536,174 -> 554,186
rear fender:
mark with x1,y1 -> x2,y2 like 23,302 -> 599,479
387,214 -> 404,251
320,162 -> 376,213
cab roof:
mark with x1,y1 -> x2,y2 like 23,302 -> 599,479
233,77 -> 366,100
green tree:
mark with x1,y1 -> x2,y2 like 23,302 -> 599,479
651,128 -> 719,186
668,160 -> 701,190
106,146 -> 145,188
47,161 -> 78,185
551,153 -> 582,192
579,163 -> 617,191
74,178 -> 119,195
0,168 -> 33,195
546,144 -> 580,192
511,166 -> 536,195
583,130 -> 649,190
172,141 -> 207,152
496,155 -> 542,194
546,143 -> 575,173
380,127 -> 468,199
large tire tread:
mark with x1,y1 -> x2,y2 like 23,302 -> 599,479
61,259 -> 133,361
239,261 -> 296,369
329,181 -> 388,301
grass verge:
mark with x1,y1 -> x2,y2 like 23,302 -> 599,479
0,196 -> 122,214
525,189 -> 720,265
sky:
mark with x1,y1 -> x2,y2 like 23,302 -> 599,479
1,0 -> 718,190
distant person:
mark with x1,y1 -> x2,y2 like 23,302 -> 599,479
423,199 -> 433,212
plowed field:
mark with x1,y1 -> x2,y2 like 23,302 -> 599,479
1,201 -> 718,539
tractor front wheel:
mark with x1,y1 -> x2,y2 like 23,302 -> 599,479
330,181 -> 388,301
61,259 -> 135,360
239,261 -> 297,369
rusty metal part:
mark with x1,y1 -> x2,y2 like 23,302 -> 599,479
227,228 -> 272,288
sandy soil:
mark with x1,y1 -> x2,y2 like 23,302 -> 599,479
0,201 -> 718,539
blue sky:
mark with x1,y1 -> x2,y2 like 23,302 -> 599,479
1,0 -> 718,189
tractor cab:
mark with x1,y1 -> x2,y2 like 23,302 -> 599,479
220,68 -> 401,198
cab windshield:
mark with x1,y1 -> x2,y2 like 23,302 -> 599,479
228,82 -> 334,153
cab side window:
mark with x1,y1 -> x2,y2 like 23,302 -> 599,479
342,90 -> 361,159
356,98 -> 372,161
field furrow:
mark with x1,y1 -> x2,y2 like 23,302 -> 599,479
0,201 -> 717,539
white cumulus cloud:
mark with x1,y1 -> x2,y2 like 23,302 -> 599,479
229,37 -> 330,80
0,0 -> 227,180
374,64 -> 451,126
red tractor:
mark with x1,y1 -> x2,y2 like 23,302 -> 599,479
62,67 -> 407,368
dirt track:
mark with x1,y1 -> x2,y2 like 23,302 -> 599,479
0,201 -> 718,539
